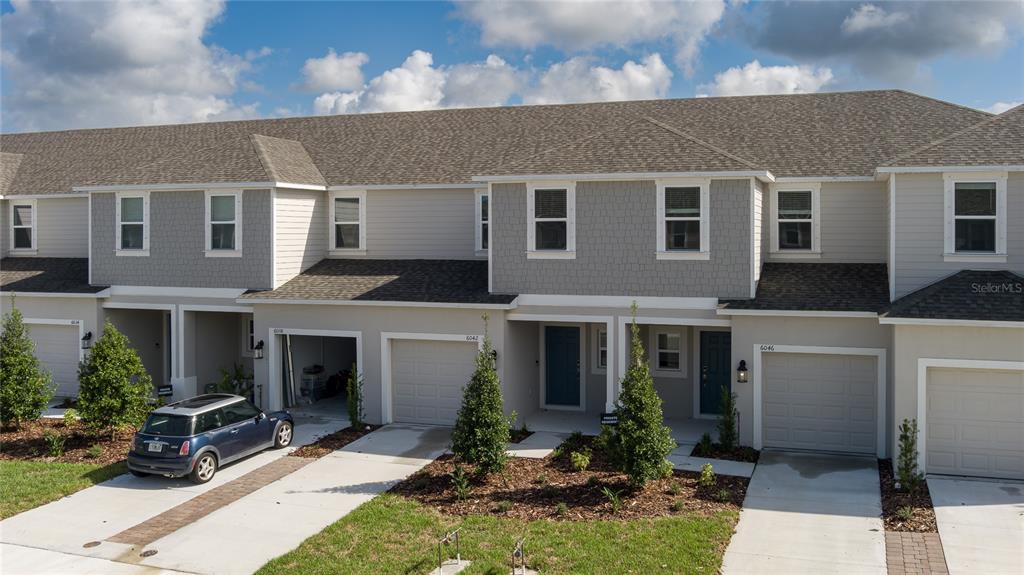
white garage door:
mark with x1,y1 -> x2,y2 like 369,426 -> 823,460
763,353 -> 877,454
391,339 -> 478,425
27,323 -> 81,398
926,368 -> 1024,480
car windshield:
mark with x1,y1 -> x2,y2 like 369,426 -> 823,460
141,414 -> 192,436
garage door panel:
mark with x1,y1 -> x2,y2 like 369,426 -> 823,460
391,339 -> 477,426
762,353 -> 878,455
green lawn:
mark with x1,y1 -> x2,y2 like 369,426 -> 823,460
0,460 -> 126,519
259,494 -> 737,575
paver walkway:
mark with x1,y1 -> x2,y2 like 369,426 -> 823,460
928,477 -> 1024,575
722,451 -> 887,574
884,532 -> 948,574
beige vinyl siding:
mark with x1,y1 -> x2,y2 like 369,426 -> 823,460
330,188 -> 481,260
274,188 -> 326,287
37,197 -> 89,257
893,173 -> 1024,298
0,200 -> 7,255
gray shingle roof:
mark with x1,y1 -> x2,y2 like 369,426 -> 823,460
882,105 -> 1024,168
0,152 -> 23,193
883,270 -> 1024,322
240,259 -> 516,305
250,134 -> 326,186
720,263 -> 890,313
1,258 -> 107,294
0,90 -> 991,195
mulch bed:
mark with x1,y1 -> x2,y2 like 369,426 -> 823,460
0,419 -> 132,466
289,425 -> 379,458
509,427 -> 534,443
391,437 -> 748,521
690,443 -> 760,463
878,459 -> 937,532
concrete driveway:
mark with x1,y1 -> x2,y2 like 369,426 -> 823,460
722,451 -> 887,574
1,416 -> 448,575
928,477 -> 1024,575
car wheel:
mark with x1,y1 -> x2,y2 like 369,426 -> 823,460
129,470 -> 149,478
189,453 -> 217,484
274,422 -> 293,448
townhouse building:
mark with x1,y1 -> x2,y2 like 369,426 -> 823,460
2,90 -> 1021,480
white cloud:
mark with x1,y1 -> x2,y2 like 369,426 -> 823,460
456,0 -> 725,76
525,54 -> 672,105
442,55 -> 524,108
299,49 -> 368,92
697,60 -> 833,97
0,0 -> 263,131
984,101 -> 1022,114
841,4 -> 910,35
314,50 -> 445,114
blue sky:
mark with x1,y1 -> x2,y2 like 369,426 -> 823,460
2,0 -> 1022,132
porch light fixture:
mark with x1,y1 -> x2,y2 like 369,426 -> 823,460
490,349 -> 498,361
736,360 -> 748,384
253,339 -> 265,360
81,331 -> 93,350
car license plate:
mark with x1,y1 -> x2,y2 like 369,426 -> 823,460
147,443 -> 162,452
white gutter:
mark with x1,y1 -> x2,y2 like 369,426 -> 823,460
878,317 -> 1024,329
875,165 -> 1024,175
716,308 -> 879,318
328,183 -> 485,191
73,181 -> 326,193
472,170 -> 776,183
235,297 -> 518,310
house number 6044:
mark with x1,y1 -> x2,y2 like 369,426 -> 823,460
760,345 -> 775,352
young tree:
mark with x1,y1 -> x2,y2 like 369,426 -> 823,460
77,321 -> 153,439
346,363 -> 365,429
615,307 -> 676,487
451,315 -> 510,474
717,385 -> 739,451
897,418 -> 923,492
0,305 -> 55,428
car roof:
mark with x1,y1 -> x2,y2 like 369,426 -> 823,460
151,394 -> 245,416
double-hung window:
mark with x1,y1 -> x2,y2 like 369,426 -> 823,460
591,325 -> 608,374
944,173 -> 1007,261
656,178 -> 709,260
116,192 -> 149,256
475,190 -> 489,254
770,183 -> 820,257
651,329 -> 685,377
10,201 -> 35,252
527,182 -> 575,258
330,190 -> 366,254
205,191 -> 242,256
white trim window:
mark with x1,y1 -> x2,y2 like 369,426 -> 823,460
329,190 -> 366,254
943,172 -> 1007,261
10,200 -> 36,252
770,183 -> 821,257
241,315 -> 255,357
651,329 -> 685,377
475,190 -> 489,254
526,181 -> 575,259
205,190 -> 242,257
591,324 -> 608,374
656,178 -> 710,260
115,192 -> 149,256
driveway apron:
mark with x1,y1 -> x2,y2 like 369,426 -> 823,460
928,477 -> 1024,575
722,451 -> 887,574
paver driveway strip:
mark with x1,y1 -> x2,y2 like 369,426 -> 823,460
928,477 -> 1024,575
722,451 -> 887,574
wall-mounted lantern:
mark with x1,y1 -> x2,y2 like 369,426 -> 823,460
736,360 -> 749,384
81,331 -> 93,350
253,339 -> 265,360
490,349 -> 498,361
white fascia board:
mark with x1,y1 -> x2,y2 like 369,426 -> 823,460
328,183 -> 485,191
3,290 -> 109,299
774,176 -> 876,183
473,170 -> 775,183
878,317 -> 1024,329
875,165 -> 1024,175
107,285 -> 247,298
0,193 -> 89,200
237,298 -> 517,310
716,308 -> 878,318
516,294 -> 718,310
75,181 -> 320,193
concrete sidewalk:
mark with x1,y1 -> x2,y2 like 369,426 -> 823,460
928,477 -> 1024,575
722,451 -> 887,574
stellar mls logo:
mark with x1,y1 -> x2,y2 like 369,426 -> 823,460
971,282 -> 1023,294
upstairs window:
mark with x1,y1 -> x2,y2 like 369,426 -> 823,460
475,190 -> 489,253
656,178 -> 709,260
943,173 -> 1007,260
527,182 -> 575,258
10,201 -> 35,251
116,193 -> 149,255
205,191 -> 242,256
770,183 -> 820,257
330,190 -> 366,253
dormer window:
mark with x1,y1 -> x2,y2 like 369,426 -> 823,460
527,182 -> 575,259
943,173 -> 1007,261
770,183 -> 820,258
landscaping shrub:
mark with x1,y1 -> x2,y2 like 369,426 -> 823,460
613,309 -> 676,488
77,321 -> 153,439
43,431 -> 66,457
86,444 -> 104,459
698,463 -> 716,488
451,321 -> 510,474
449,464 -> 470,500
714,488 -> 732,503
554,502 -> 568,517
602,487 -> 623,513
569,449 -> 591,472
496,500 -> 513,513
346,364 -> 365,429
669,481 -> 683,496
698,432 -> 713,455
896,505 -> 914,522
594,424 -> 622,466
717,386 -> 739,451
63,408 -> 79,428
0,305 -> 55,429
897,418 -> 923,493
671,500 -> 685,512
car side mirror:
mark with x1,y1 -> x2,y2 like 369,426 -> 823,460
257,412 -> 266,422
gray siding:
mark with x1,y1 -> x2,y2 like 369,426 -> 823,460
753,179 -> 763,285
0,200 -> 7,255
91,190 -> 274,289
491,179 -> 751,298
894,173 -> 1024,298
274,188 -> 326,287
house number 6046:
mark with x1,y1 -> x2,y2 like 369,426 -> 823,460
760,345 -> 775,352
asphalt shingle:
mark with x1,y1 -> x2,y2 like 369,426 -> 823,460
1,258 -> 106,294
721,263 -> 890,313
883,270 -> 1023,322
882,104 -> 1024,168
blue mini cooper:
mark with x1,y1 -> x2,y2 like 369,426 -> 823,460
127,394 -> 294,484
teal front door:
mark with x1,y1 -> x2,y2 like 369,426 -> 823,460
544,326 -> 581,407
700,331 -> 732,415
